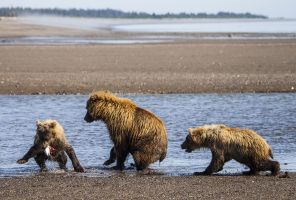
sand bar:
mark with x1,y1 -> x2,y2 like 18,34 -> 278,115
0,40 -> 296,94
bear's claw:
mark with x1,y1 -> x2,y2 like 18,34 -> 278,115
103,159 -> 115,166
17,159 -> 28,164
74,166 -> 85,173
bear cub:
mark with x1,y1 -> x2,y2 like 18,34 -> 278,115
181,124 -> 280,176
17,119 -> 84,172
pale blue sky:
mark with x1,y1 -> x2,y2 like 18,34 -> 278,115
0,0 -> 295,18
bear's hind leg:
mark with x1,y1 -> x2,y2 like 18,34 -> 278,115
238,157 -> 260,175
56,151 -> 68,170
132,151 -> 150,171
257,160 -> 280,176
270,160 -> 280,176
34,153 -> 48,172
242,162 -> 259,175
242,169 -> 259,175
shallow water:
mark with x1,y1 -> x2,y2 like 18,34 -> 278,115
0,93 -> 295,177
114,19 -> 296,33
0,36 -> 174,45
21,17 -> 296,34
2,18 -> 296,45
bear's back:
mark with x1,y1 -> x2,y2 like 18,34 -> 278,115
212,125 -> 272,160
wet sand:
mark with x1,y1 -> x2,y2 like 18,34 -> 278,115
0,173 -> 295,200
1,40 -> 296,94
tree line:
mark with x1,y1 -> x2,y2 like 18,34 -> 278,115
0,7 -> 268,19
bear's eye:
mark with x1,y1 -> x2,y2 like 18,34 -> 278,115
186,135 -> 192,141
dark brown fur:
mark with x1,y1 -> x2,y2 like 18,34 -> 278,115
84,91 -> 168,171
17,120 -> 84,172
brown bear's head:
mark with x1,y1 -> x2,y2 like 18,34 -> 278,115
36,120 -> 57,141
181,128 -> 204,152
84,91 -> 111,123
84,91 -> 136,123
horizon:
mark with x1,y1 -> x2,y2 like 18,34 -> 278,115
0,7 -> 269,19
0,0 -> 295,18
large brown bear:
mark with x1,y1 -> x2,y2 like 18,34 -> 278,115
17,119 -> 84,172
181,124 -> 280,176
84,91 -> 168,172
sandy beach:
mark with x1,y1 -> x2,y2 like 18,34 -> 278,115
0,40 -> 296,94
0,173 -> 295,199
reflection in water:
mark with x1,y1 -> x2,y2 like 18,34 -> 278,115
0,93 -> 295,177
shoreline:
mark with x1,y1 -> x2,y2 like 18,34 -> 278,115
1,173 -> 295,199
0,91 -> 295,96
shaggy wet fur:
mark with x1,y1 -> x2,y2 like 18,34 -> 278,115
181,124 -> 280,176
84,91 -> 168,171
17,120 -> 84,172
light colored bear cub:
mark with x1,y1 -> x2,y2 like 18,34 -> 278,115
181,124 -> 280,176
17,119 -> 84,172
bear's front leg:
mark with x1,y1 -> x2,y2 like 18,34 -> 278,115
194,149 -> 225,175
112,148 -> 128,170
17,144 -> 44,164
103,146 -> 116,166
34,153 -> 48,172
64,145 -> 85,172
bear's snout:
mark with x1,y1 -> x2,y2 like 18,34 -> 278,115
84,112 -> 93,123
181,142 -> 192,152
181,142 -> 187,150
181,143 -> 185,149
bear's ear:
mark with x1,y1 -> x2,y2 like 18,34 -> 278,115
89,94 -> 98,102
188,128 -> 194,135
36,120 -> 41,126
50,121 -> 57,128
189,128 -> 202,137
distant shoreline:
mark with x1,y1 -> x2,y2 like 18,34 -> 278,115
0,7 -> 268,19
1,17 -> 296,44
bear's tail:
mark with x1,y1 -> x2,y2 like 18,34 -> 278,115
269,148 -> 274,159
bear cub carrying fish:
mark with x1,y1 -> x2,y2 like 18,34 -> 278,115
17,119 -> 84,172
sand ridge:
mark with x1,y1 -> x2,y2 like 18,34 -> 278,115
0,40 -> 296,94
